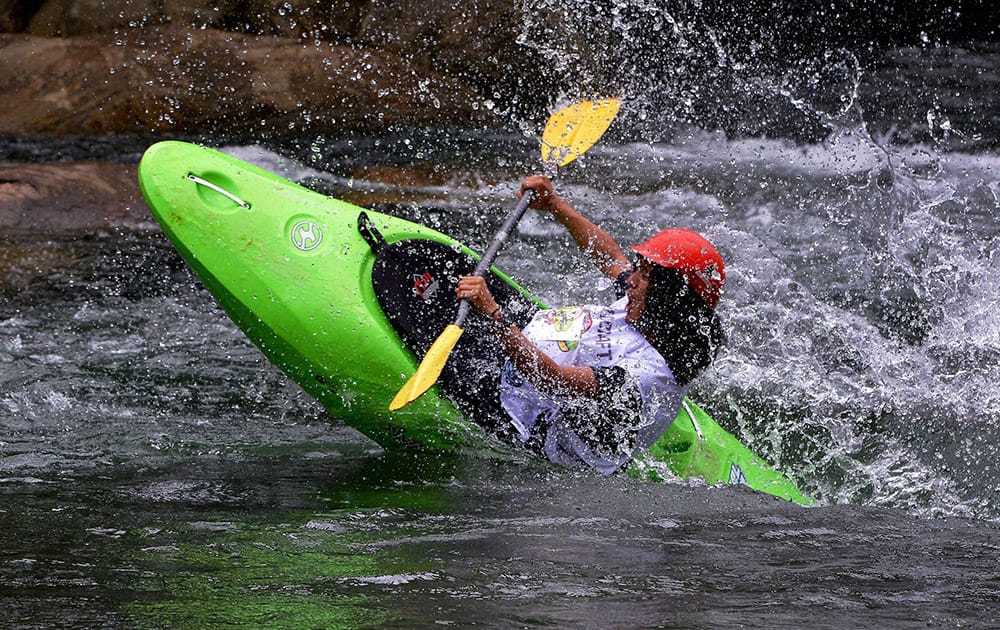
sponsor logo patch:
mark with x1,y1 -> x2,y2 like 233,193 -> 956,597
412,271 -> 439,303
536,306 -> 592,351
544,306 -> 591,333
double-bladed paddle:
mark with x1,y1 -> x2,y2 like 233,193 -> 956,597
390,98 -> 621,411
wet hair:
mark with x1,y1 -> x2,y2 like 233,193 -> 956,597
637,263 -> 725,386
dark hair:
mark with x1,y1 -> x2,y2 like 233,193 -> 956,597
637,264 -> 725,386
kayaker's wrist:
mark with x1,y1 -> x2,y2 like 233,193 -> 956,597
489,305 -> 508,331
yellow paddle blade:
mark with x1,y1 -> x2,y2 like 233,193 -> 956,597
389,324 -> 465,410
541,98 -> 622,168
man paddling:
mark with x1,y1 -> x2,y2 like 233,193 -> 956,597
456,175 -> 725,474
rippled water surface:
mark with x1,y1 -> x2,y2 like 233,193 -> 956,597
3,39 -> 1000,628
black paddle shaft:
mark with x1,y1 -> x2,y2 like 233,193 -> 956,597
454,189 -> 535,328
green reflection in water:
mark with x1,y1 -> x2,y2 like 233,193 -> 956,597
124,515 -> 411,629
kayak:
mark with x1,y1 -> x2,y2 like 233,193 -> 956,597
138,140 -> 811,505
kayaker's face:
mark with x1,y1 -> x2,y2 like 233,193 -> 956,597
625,260 -> 652,325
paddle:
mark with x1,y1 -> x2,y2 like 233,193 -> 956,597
389,98 -> 621,411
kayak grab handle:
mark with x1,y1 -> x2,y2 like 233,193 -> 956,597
187,173 -> 251,209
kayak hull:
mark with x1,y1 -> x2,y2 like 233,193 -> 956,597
138,141 -> 811,505
139,141 -> 481,451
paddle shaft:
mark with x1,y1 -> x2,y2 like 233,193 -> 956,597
453,189 -> 535,328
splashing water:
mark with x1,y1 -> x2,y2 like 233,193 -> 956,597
208,106 -> 998,519
506,0 -> 1000,518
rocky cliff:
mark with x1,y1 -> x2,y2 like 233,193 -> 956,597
3,0 -> 995,138
0,0 -> 543,136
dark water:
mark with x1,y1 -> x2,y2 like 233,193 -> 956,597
3,21 -> 1000,630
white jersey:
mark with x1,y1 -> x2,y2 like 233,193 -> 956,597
499,297 -> 686,474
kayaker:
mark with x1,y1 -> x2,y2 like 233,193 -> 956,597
455,175 -> 725,474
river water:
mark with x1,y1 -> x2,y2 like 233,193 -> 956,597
3,33 -> 1000,630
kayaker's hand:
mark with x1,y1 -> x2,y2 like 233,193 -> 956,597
518,175 -> 559,212
456,276 -> 500,320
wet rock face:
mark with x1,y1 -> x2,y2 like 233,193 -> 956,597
18,1 -> 376,40
2,0 -> 994,139
0,0 -> 540,137
15,0 -> 533,95
0,27 -> 493,136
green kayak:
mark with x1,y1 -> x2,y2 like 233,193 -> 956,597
138,140 -> 811,505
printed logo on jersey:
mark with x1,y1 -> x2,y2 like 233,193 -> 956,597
291,220 -> 323,251
544,306 -> 590,332
412,270 -> 439,303
543,306 -> 593,352
594,306 -> 614,360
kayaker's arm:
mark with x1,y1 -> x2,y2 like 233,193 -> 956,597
496,320 -> 598,398
519,175 -> 631,280
455,276 -> 598,398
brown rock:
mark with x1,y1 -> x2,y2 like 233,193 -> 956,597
3,0 -> 547,127
21,0 -> 370,40
0,161 -> 147,234
16,0 -> 528,86
25,0 -> 170,36
0,27 -> 492,136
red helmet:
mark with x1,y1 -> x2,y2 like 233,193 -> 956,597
630,228 -> 725,309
